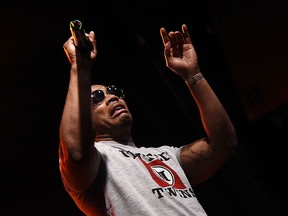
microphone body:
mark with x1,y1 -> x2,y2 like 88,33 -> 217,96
70,20 -> 92,52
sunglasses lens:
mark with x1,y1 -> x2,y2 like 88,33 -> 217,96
91,86 -> 124,106
92,90 -> 105,105
107,85 -> 124,98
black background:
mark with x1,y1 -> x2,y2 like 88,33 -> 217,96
1,0 -> 287,215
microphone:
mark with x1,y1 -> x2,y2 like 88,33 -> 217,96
69,19 -> 92,52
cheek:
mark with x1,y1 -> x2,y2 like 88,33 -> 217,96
93,109 -> 109,128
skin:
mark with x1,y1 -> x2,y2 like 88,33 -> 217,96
91,84 -> 133,143
59,24 -> 237,193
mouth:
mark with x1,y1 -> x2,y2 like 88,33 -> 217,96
110,104 -> 128,119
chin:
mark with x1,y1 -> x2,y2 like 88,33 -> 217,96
119,114 -> 133,126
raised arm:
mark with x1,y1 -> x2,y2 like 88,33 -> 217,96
160,24 -> 237,186
59,30 -> 100,191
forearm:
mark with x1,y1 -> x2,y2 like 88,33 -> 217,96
186,76 -> 237,151
59,63 -> 94,161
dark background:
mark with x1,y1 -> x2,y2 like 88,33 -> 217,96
1,0 -> 287,215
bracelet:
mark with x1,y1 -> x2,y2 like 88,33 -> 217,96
185,72 -> 204,85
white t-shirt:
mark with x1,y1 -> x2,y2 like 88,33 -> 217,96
61,140 -> 207,216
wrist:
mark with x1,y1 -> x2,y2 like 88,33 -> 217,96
185,72 -> 204,86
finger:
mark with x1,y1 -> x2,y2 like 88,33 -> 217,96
160,27 -> 170,45
160,27 -> 172,59
169,32 -> 177,47
88,31 -> 96,49
169,32 -> 180,57
63,36 -> 75,50
175,32 -> 184,57
88,31 -> 95,42
182,24 -> 192,44
175,31 -> 184,45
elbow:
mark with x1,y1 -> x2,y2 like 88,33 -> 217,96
230,125 -> 238,147
225,128 -> 238,154
213,124 -> 238,155
228,137 -> 238,155
232,134 -> 238,148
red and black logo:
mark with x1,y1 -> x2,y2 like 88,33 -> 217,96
138,157 -> 186,189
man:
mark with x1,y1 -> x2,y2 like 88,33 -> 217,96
59,23 -> 237,215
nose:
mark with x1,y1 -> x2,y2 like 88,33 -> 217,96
105,93 -> 120,104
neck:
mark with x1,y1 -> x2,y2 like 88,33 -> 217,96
95,133 -> 133,144
94,122 -> 133,143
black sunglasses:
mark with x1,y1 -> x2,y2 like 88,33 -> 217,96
91,85 -> 125,106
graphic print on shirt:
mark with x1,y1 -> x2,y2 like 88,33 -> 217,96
117,147 -> 196,199
138,157 -> 186,189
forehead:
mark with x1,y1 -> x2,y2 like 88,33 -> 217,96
91,84 -> 106,92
